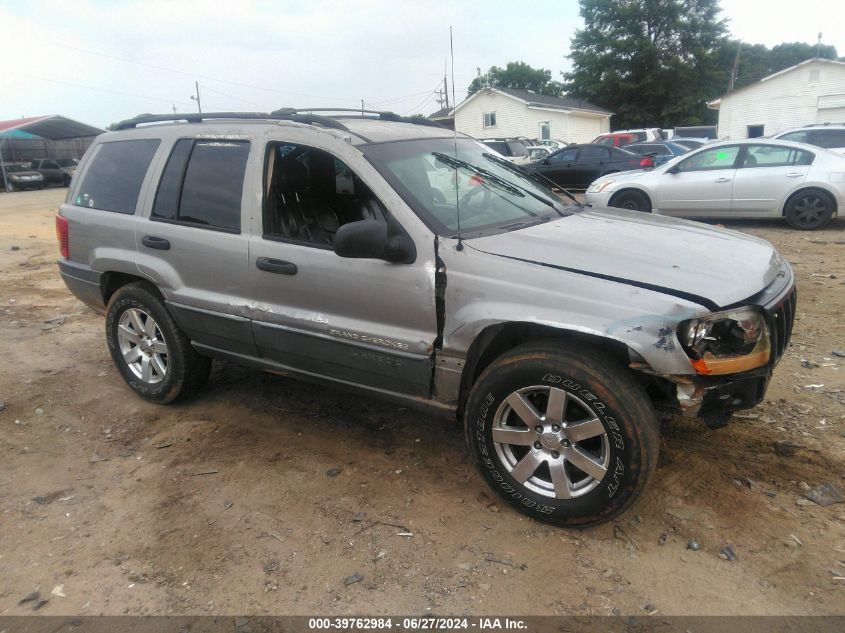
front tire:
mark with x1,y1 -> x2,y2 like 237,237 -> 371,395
609,189 -> 652,212
464,341 -> 659,527
785,189 -> 834,230
106,283 -> 211,403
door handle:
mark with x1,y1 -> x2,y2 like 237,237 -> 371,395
715,177 -> 732,182
256,257 -> 298,275
786,172 -> 803,177
141,235 -> 170,250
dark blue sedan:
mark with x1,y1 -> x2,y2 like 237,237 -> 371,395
624,141 -> 689,166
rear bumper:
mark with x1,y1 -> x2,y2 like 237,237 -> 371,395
58,259 -> 105,313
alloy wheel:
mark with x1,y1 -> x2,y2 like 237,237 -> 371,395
117,308 -> 169,383
492,385 -> 609,499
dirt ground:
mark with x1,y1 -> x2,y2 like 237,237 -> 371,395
0,188 -> 843,616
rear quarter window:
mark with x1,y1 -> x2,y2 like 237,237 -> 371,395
75,139 -> 160,214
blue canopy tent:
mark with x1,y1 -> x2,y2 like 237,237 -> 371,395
0,115 -> 104,189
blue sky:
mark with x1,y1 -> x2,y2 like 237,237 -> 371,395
2,0 -> 842,128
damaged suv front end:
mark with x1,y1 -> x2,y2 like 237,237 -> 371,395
670,261 -> 795,426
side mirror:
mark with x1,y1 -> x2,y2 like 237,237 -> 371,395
666,164 -> 680,174
541,158 -> 550,165
334,220 -> 414,263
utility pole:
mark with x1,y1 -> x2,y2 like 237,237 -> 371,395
444,59 -> 450,109
817,32 -> 823,58
361,99 -> 365,115
172,103 -> 177,115
190,81 -> 202,114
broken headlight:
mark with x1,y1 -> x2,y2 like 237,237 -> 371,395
678,306 -> 770,375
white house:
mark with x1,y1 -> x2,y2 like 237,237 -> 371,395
452,87 -> 611,143
708,58 -> 845,139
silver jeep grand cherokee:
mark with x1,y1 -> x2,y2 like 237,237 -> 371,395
57,109 -> 796,526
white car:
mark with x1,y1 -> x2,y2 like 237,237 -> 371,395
772,125 -> 845,156
525,145 -> 556,161
584,138 -> 844,230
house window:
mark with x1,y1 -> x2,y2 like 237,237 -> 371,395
483,112 -> 497,128
539,121 -> 551,140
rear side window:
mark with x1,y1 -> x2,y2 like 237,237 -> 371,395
743,144 -> 814,168
809,129 -> 845,149
152,139 -> 250,232
779,130 -> 808,143
75,140 -> 160,213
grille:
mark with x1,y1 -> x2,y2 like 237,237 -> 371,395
768,285 -> 797,364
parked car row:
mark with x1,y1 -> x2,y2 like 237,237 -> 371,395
1,157 -> 78,191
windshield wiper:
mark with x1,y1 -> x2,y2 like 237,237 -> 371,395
432,152 -> 525,198
481,152 -> 582,207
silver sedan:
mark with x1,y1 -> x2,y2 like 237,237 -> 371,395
584,138 -> 845,229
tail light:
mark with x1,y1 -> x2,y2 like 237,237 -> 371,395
55,214 -> 69,258
639,157 -> 654,168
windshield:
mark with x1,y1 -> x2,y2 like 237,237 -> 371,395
364,138 -> 578,237
56,158 -> 78,167
5,164 -> 30,173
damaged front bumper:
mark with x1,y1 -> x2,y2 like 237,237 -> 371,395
673,368 -> 772,427
666,278 -> 797,428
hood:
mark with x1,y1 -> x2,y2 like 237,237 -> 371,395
466,207 -> 783,309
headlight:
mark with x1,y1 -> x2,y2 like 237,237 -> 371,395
9,175 -> 21,181
678,306 -> 770,375
587,179 -> 615,193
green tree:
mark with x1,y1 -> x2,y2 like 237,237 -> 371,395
468,61 -> 564,97
564,0 -> 728,128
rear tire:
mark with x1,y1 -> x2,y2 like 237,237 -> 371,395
106,283 -> 211,403
785,189 -> 834,230
464,340 -> 659,527
609,189 -> 652,212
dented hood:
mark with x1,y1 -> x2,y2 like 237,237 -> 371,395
467,206 -> 782,309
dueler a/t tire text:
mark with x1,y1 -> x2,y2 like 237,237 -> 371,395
464,340 -> 659,527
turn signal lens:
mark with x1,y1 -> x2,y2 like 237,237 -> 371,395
56,214 -> 69,258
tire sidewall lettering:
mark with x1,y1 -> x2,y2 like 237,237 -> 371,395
475,369 -> 630,517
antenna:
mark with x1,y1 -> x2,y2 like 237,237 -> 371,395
450,26 -> 463,251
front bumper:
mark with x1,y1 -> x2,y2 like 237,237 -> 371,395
673,271 -> 797,424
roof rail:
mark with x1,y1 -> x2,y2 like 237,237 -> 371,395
113,108 -> 444,132
113,111 -> 352,132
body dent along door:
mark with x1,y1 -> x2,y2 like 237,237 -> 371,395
247,140 -> 437,397
656,145 -> 741,216
135,137 -> 259,356
731,144 -> 812,214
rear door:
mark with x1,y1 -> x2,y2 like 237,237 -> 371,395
135,136 -> 259,356
656,145 -> 741,217
731,144 -> 813,214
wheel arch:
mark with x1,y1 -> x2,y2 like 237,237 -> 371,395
457,321 -> 636,415
781,186 -> 839,217
608,187 -> 653,208
101,271 -> 162,305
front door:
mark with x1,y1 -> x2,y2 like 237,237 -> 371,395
656,144 -> 741,216
247,141 -> 437,397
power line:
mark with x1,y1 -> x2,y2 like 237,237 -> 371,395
8,70 -> 196,108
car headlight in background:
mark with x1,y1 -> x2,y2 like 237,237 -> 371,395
678,306 -> 770,375
587,179 -> 615,193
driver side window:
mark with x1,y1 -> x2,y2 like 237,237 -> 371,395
263,142 -> 388,247
677,146 -> 740,172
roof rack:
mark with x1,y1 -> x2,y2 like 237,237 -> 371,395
113,108 -> 444,132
